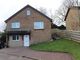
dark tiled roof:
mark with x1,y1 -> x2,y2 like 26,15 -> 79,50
5,5 -> 52,23
6,31 -> 30,35
51,24 -> 58,28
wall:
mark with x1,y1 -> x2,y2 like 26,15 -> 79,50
9,35 -> 23,47
52,29 -> 80,42
66,7 -> 80,31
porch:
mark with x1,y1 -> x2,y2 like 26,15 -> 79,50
6,30 -> 31,47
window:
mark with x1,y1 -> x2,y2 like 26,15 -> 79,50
11,22 -> 20,28
34,21 -> 44,29
27,10 -> 31,16
12,35 -> 19,41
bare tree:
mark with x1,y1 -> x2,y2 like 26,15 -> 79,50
38,7 -> 54,20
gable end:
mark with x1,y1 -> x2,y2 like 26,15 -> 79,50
5,5 -> 52,23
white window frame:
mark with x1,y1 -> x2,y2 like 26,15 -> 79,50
11,22 -> 20,28
34,21 -> 44,29
12,35 -> 19,41
27,10 -> 31,16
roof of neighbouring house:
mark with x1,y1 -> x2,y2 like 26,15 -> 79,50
5,5 -> 52,23
64,8 -> 70,21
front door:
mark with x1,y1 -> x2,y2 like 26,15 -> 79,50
23,35 -> 29,47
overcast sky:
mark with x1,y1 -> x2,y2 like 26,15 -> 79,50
0,0 -> 64,32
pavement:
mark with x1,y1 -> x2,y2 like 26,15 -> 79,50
0,47 -> 74,60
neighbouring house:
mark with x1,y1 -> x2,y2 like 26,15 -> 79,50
65,6 -> 80,31
5,5 -> 53,47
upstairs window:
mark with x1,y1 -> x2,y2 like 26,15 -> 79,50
34,21 -> 44,29
27,10 -> 31,16
11,22 -> 20,28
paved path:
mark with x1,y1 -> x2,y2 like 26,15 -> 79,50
0,47 -> 74,60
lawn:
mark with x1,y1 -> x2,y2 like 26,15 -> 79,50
30,38 -> 80,60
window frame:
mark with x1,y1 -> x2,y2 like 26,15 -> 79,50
12,35 -> 19,41
34,21 -> 44,30
26,9 -> 31,16
11,22 -> 20,28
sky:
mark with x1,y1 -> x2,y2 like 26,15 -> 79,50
0,0 -> 64,32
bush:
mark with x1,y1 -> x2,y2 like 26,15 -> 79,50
51,29 -> 68,40
0,33 -> 6,48
51,33 -> 61,40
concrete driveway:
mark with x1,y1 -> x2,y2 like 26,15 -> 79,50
0,47 -> 74,60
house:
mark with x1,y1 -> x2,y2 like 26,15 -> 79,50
65,6 -> 80,31
5,5 -> 53,47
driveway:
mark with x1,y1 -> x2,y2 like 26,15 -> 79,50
0,47 -> 73,60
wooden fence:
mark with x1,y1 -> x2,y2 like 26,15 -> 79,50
52,29 -> 80,42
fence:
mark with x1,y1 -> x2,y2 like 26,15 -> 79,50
52,29 -> 80,42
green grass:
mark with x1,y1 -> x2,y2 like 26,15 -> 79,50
30,38 -> 80,60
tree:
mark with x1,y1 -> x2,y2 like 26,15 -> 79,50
58,25 -> 66,30
38,7 -> 54,19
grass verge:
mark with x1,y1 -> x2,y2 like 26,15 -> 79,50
30,38 -> 80,60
